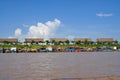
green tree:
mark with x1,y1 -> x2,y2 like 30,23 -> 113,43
84,39 -> 88,45
31,40 -> 35,45
90,41 -> 95,45
52,40 -> 56,45
71,40 -> 75,44
45,40 -> 50,45
58,41 -> 63,45
65,40 -> 70,45
3,41 -> 9,45
114,40 -> 118,44
75,40 -> 81,45
96,41 -> 101,45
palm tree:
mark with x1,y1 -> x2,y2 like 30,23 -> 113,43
65,40 -> 70,45
114,40 -> 118,44
45,40 -> 50,45
84,39 -> 88,45
31,40 -> 35,45
90,41 -> 94,45
76,40 -> 82,45
52,40 -> 56,45
3,41 -> 9,45
96,41 -> 101,45
71,40 -> 75,44
58,41 -> 63,45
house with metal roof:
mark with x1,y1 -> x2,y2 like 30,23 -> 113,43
24,38 -> 44,44
74,38 -> 92,42
74,38 -> 92,44
50,38 -> 69,42
0,38 -> 18,43
96,38 -> 114,42
96,38 -> 115,44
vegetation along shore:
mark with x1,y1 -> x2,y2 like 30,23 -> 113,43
0,38 -> 120,53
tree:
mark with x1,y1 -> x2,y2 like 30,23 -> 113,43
78,40 -> 82,45
71,40 -> 75,44
65,40 -> 70,45
45,40 -> 50,45
31,40 -> 35,45
84,39 -> 88,45
75,40 -> 79,45
96,41 -> 101,45
90,41 -> 95,45
52,40 -> 56,45
3,41 -> 9,44
114,40 -> 118,44
58,41 -> 63,45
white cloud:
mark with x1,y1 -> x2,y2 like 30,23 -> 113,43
14,28 -> 22,37
28,18 -> 61,38
10,18 -> 61,41
22,24 -> 29,28
96,13 -> 113,17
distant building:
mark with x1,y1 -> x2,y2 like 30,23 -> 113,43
74,38 -> 92,43
25,38 -> 44,43
0,38 -> 18,43
50,38 -> 69,45
96,38 -> 114,44
96,38 -> 114,42
50,38 -> 69,42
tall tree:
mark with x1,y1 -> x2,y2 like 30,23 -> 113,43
45,40 -> 50,45
84,39 -> 88,45
114,40 -> 118,44
31,40 -> 35,45
65,40 -> 70,45
58,41 -> 63,45
71,40 -> 75,44
52,40 -> 56,45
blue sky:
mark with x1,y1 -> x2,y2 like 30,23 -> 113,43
0,0 -> 120,41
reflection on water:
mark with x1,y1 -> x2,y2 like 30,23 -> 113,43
0,52 -> 120,80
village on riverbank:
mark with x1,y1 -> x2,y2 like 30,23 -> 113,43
0,38 -> 120,53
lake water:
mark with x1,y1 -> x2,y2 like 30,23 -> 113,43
0,52 -> 120,80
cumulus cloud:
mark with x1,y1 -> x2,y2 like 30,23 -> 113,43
22,24 -> 29,28
96,13 -> 113,17
14,28 -> 22,37
28,18 -> 61,38
10,18 -> 61,41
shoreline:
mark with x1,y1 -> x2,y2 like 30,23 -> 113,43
0,51 -> 119,54
51,75 -> 120,80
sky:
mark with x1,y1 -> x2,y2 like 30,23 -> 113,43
0,0 -> 120,41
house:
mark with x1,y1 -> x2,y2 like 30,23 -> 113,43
50,38 -> 69,42
50,38 -> 69,45
74,38 -> 92,44
24,38 -> 44,44
96,38 -> 114,44
0,38 -> 18,43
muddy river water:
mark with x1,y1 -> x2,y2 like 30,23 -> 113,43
0,52 -> 120,80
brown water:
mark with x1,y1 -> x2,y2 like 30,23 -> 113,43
0,52 -> 120,80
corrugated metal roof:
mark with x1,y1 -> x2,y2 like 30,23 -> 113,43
96,38 -> 114,42
50,38 -> 68,42
25,38 -> 44,43
74,38 -> 92,42
0,38 -> 18,42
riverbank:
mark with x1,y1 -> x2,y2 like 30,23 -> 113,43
51,76 -> 120,80
0,47 -> 119,53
